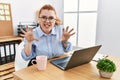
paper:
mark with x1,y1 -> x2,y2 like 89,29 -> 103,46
93,53 -> 108,62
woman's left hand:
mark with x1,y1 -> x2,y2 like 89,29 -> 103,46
61,26 -> 75,42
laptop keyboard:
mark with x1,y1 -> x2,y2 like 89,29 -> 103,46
57,61 -> 68,68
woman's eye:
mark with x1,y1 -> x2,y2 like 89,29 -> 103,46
49,17 -> 54,19
42,16 -> 47,19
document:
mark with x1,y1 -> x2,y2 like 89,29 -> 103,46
93,53 -> 108,62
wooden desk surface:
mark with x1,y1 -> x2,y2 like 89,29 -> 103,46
13,55 -> 120,80
0,36 -> 23,43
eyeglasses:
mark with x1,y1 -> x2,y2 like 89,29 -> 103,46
39,16 -> 56,22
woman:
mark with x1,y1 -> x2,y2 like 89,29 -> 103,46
21,4 -> 75,65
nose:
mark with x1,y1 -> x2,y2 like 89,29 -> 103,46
45,18 -> 50,22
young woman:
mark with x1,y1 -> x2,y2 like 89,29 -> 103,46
20,4 -> 75,65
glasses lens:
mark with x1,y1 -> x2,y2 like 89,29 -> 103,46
40,16 -> 56,22
41,16 -> 47,21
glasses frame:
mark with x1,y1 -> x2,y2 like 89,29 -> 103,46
39,16 -> 56,22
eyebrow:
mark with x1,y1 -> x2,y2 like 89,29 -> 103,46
40,15 -> 55,17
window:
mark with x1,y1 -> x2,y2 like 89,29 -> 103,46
64,0 -> 98,47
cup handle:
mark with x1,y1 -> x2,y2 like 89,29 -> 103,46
31,59 -> 36,65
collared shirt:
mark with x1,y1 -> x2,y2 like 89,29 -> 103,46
21,25 -> 72,61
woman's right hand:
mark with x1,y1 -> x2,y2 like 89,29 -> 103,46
20,25 -> 38,43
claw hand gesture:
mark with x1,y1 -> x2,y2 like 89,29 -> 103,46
61,26 -> 75,42
20,26 -> 38,43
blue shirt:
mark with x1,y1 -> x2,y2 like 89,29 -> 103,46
21,25 -> 72,61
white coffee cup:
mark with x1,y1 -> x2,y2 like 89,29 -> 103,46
31,55 -> 47,70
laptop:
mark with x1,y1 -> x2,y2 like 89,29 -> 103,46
50,45 -> 102,70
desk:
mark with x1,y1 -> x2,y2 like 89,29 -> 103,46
13,55 -> 120,80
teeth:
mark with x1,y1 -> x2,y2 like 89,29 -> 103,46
44,24 -> 50,28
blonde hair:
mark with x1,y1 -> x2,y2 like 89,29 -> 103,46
38,4 -> 62,25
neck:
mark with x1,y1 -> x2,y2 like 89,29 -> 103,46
40,27 -> 52,34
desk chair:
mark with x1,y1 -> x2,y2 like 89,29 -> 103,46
15,41 -> 30,71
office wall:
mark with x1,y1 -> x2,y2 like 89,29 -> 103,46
96,0 -> 120,56
0,0 -> 63,35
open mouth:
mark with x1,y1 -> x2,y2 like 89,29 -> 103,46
44,23 -> 51,28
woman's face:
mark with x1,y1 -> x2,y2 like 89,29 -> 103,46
39,9 -> 56,34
